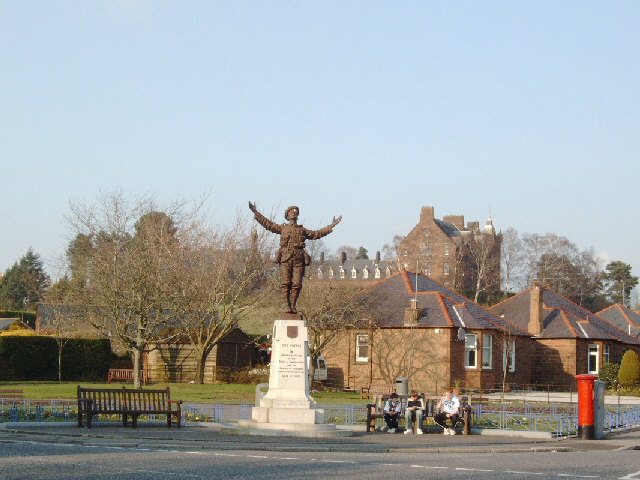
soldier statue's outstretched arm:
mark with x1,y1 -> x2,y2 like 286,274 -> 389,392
248,202 -> 282,234
305,215 -> 342,240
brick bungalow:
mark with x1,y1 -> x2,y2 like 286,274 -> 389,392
323,270 -> 532,394
490,285 -> 640,386
596,304 -> 640,339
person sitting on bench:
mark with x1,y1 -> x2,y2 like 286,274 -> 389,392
434,388 -> 460,435
404,390 -> 424,434
382,392 -> 402,433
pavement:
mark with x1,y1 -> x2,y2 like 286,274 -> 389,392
1,422 -> 638,454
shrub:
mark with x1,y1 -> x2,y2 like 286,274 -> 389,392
0,336 -> 111,381
618,350 -> 640,386
0,335 -> 58,380
0,328 -> 37,336
599,362 -> 620,388
61,338 -> 112,381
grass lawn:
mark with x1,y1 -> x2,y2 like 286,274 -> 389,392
0,381 -> 368,405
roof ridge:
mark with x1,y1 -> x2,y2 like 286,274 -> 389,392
560,310 -> 579,337
437,294 -> 455,327
490,288 -> 532,309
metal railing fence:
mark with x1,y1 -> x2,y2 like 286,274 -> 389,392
2,399 -> 639,438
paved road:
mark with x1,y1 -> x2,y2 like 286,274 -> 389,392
0,440 -> 639,480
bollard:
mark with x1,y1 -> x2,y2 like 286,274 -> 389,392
575,374 -> 598,440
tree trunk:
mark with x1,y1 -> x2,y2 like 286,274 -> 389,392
308,355 -> 317,388
195,349 -> 208,384
58,345 -> 63,382
132,348 -> 142,389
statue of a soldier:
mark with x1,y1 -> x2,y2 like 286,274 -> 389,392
249,202 -> 342,314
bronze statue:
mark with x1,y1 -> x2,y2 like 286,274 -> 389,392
249,202 -> 342,314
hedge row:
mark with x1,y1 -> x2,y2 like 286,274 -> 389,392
0,336 -> 111,381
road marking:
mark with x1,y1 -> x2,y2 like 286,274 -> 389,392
246,455 -> 268,458
411,465 -> 447,469
275,457 -> 300,460
505,471 -> 544,475
557,475 -> 599,478
321,460 -> 359,464
620,472 -> 640,480
456,467 -> 495,472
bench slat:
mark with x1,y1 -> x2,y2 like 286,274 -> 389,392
77,386 -> 181,429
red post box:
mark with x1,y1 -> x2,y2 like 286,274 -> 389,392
575,374 -> 598,440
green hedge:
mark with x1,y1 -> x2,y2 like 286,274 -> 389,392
0,336 -> 111,381
61,338 -> 112,381
0,310 -> 36,329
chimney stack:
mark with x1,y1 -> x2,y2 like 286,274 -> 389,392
404,299 -> 419,326
375,251 -> 381,263
319,252 -> 325,263
528,284 -> 544,335
340,251 -> 347,265
420,206 -> 435,223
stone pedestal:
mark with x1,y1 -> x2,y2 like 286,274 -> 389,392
233,314 -> 347,437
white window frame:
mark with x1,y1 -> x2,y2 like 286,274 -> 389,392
482,334 -> 492,369
502,340 -> 516,372
374,268 -> 381,279
355,334 -> 369,363
363,267 -> 369,279
351,268 -> 357,279
443,262 -> 450,276
339,266 -> 345,279
588,343 -> 600,374
329,268 -> 334,279
317,269 -> 323,279
465,333 -> 478,369
444,244 -> 450,256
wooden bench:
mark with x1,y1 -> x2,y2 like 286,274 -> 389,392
360,383 -> 396,399
366,393 -> 472,434
77,386 -> 182,428
107,368 -> 148,385
0,389 -> 24,401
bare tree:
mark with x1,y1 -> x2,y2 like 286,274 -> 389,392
500,227 -> 524,294
298,281 -> 372,387
381,234 -> 404,265
65,191 -> 196,388
458,233 -> 501,303
497,327 -> 515,402
170,215 -> 275,384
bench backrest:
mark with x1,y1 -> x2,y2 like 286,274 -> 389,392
374,393 -> 470,416
123,388 -> 170,411
373,393 -> 426,412
77,386 -> 171,411
0,389 -> 24,401
78,387 -> 127,411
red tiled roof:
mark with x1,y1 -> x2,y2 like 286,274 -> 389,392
354,270 -> 528,335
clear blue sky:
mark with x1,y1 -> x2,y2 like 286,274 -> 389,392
1,1 -> 639,300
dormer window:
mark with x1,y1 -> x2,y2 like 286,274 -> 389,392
329,268 -> 334,279
386,267 -> 391,277
374,267 -> 381,279
363,267 -> 369,279
317,269 -> 323,279
339,266 -> 345,279
351,268 -> 357,279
